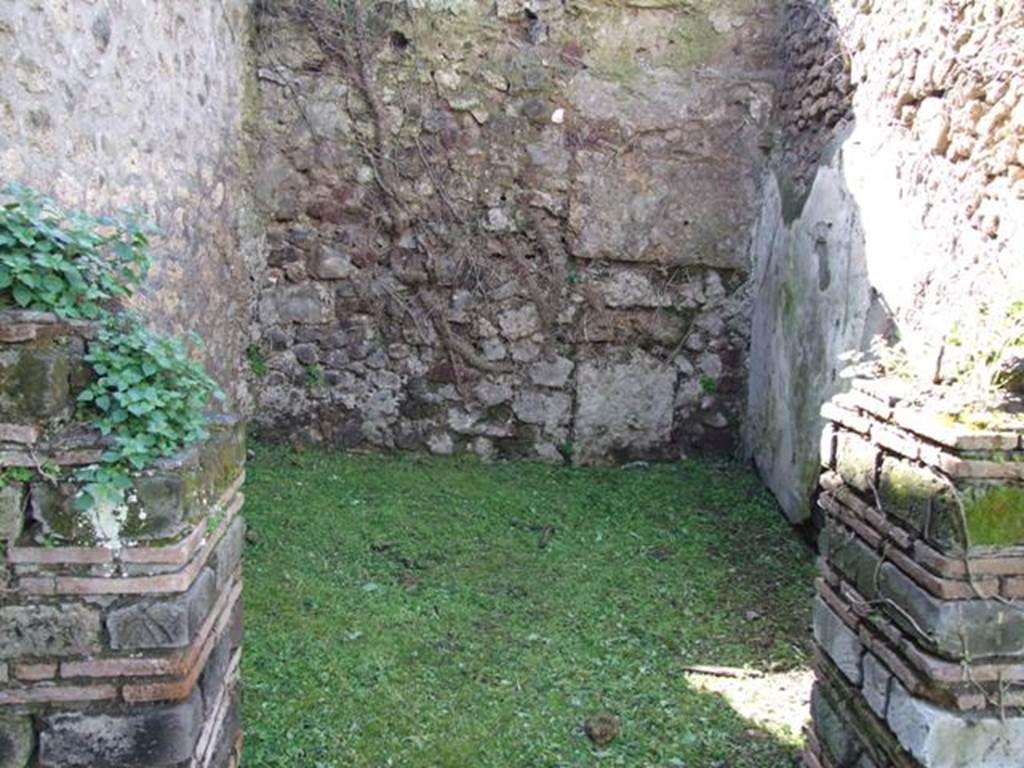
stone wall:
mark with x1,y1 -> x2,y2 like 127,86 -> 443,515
248,0 -> 783,461
809,378 -> 1024,768
0,311 -> 245,768
0,0 -> 256,408
746,0 -> 1024,522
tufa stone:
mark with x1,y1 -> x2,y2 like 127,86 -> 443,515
0,485 -> 24,542
311,246 -> 354,280
574,350 -> 676,463
39,691 -> 203,768
0,714 -> 32,768
887,682 -> 1024,768
0,605 -> 101,659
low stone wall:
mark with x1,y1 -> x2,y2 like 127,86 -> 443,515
809,378 -> 1024,768
0,312 -> 245,768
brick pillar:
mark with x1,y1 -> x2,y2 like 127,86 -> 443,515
0,311 -> 244,768
808,378 -> 1024,768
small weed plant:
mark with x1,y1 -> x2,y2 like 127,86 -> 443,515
247,345 -> 268,378
844,284 -> 1024,421
0,184 -> 150,318
74,313 -> 222,509
304,363 -> 325,388
699,375 -> 718,395
0,184 -> 220,518
0,467 -> 33,490
946,294 -> 1024,398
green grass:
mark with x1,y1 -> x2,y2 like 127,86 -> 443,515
241,446 -> 815,767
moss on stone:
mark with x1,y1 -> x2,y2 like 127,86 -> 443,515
963,486 -> 1024,548
0,345 -> 71,423
878,458 -> 944,535
780,280 -> 796,323
798,454 -> 822,497
663,11 -> 724,69
585,10 -> 723,81
30,481 -> 99,545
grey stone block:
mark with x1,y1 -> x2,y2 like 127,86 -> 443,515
887,682 -> 1024,768
107,600 -> 188,650
861,653 -> 892,718
813,597 -> 863,685
227,597 -> 244,650
529,356 -> 574,388
510,390 -> 572,431
835,432 -> 878,494
199,632 -> 231,710
0,605 -> 101,659
811,683 -> 860,766
187,567 -> 218,633
822,522 -> 882,599
0,714 -> 33,768
206,685 -> 240,768
574,350 -> 676,462
107,568 -> 216,650
0,485 -> 24,542
29,482 -> 94,544
261,284 -> 334,325
0,346 -> 71,422
878,456 -> 945,535
122,474 -> 187,541
39,691 -> 203,768
879,563 -> 1024,660
311,246 -> 353,279
215,517 -> 245,590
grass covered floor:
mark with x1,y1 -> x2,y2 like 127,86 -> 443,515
241,446 -> 816,767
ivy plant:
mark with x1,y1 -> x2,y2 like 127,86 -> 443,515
0,183 -> 150,318
0,184 -> 222,518
74,313 -> 223,510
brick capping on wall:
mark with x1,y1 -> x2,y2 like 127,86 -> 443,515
808,377 -> 1024,768
0,310 -> 245,768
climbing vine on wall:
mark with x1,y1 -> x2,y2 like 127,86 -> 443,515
0,185 -> 221,512
272,0 -> 569,380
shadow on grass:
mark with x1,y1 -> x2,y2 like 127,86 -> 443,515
240,446 -> 815,767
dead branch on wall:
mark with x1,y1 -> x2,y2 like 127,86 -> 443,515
273,0 -> 567,375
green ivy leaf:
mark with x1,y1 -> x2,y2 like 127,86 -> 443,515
11,284 -> 31,306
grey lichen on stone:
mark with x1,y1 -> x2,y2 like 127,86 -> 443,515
107,568 -> 216,651
812,597 -> 863,686
0,605 -> 101,660
0,714 -> 33,768
39,691 -> 203,768
0,484 -> 25,542
887,682 -> 1024,768
574,350 -> 676,462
